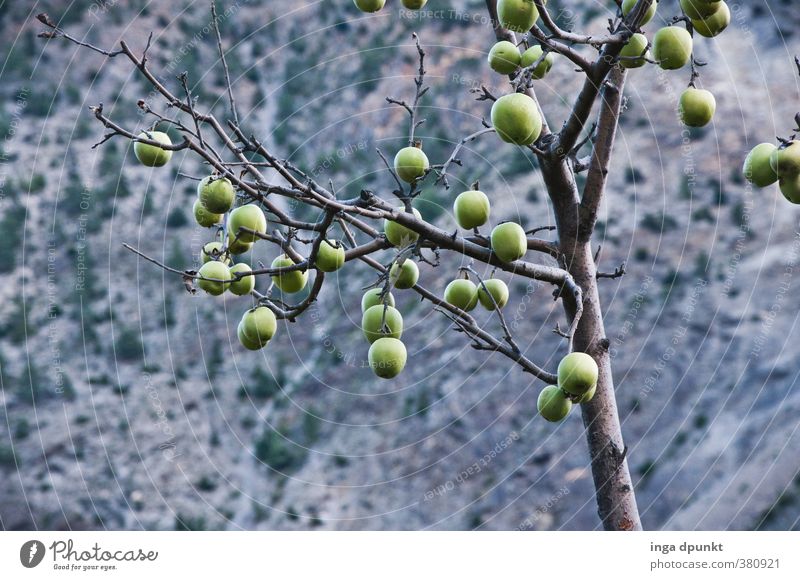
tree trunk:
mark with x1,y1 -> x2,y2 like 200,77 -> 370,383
539,156 -> 642,531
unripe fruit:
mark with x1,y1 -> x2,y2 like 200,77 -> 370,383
361,288 -> 396,313
228,204 -> 267,243
454,189 -> 491,230
193,199 -> 221,228
520,45 -> 554,79
353,0 -> 385,12
622,0 -> 658,25
491,222 -> 527,262
497,0 -> 539,33
401,0 -> 427,8
384,206 -> 422,247
779,174 -> 800,204
197,260 -> 231,296
271,255 -> 308,293
619,33 -> 650,69
241,306 -> 277,344
134,131 -> 172,167
743,143 -> 779,187
238,322 -> 265,351
577,384 -> 597,404
678,88 -> 716,128
368,337 -> 407,379
229,263 -> 255,296
444,279 -> 479,311
394,146 -> 429,183
537,385 -> 572,422
227,233 -> 253,255
491,93 -> 542,146
770,141 -> 800,177
477,279 -> 510,310
679,0 -> 719,20
201,241 -> 229,264
652,26 -> 693,70
362,305 -> 404,343
488,41 -> 521,75
692,2 -> 730,38
316,240 -> 346,272
557,352 -> 598,396
389,259 -> 419,289
198,176 -> 235,214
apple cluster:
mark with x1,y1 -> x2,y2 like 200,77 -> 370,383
134,133 -> 352,354
537,353 -> 599,422
488,40 -> 553,80
624,0 -> 728,129
743,141 -> 800,204
367,184 -> 529,379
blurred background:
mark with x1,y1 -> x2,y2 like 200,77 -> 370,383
0,0 -> 799,531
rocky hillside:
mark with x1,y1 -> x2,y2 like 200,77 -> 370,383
1,0 -> 800,530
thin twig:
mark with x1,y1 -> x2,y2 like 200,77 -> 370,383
210,2 -> 240,125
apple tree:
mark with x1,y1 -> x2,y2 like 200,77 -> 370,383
36,0 -> 796,530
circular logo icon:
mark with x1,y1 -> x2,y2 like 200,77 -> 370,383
20,540 -> 46,568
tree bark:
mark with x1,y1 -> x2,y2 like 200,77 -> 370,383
540,155 -> 642,531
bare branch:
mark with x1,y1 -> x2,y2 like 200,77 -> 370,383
210,2 -> 240,125
597,262 -> 627,280
434,127 -> 496,189
37,13 -> 123,57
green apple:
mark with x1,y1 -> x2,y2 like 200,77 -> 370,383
134,131 -> 172,167
491,93 -> 542,146
488,41 -> 521,75
389,259 -> 419,289
384,206 -> 422,247
454,189 -> 491,230
198,176 -> 235,214
197,260 -> 231,296
770,141 -> 800,177
477,278 -> 510,310
692,2 -> 730,37
619,33 -> 650,69
743,143 -> 779,187
229,263 -> 255,296
362,304 -> 404,343
444,279 -> 479,311
361,288 -> 396,312
316,240 -> 346,272
577,384 -> 597,404
779,174 -> 800,204
201,241 -> 229,264
622,0 -> 658,25
241,306 -> 277,344
678,88 -> 716,127
271,255 -> 308,293
394,146 -> 429,183
491,222 -> 527,262
537,385 -> 572,422
679,0 -> 718,19
368,337 -> 407,379
557,352 -> 598,396
401,0 -> 427,8
227,233 -> 253,255
497,0 -> 539,33
652,26 -> 693,70
238,321 -> 265,351
354,0 -> 385,12
193,199 -> 221,228
520,45 -> 554,79
228,204 -> 267,243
